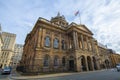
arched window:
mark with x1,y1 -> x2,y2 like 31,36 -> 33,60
43,55 -> 50,67
61,40 -> 66,50
54,56 -> 59,66
53,38 -> 59,48
62,57 -> 66,66
45,36 -> 50,47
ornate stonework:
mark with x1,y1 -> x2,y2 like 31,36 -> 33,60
20,13 -> 113,73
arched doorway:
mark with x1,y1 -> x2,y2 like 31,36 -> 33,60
69,56 -> 74,71
105,59 -> 110,69
93,57 -> 97,70
81,55 -> 87,71
87,56 -> 93,71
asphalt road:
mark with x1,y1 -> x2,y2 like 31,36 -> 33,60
0,73 -> 9,80
1,69 -> 120,80
37,69 -> 120,80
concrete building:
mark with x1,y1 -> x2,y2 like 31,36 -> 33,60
12,44 -> 23,67
98,43 -> 111,69
0,32 -> 16,68
20,13 -> 101,73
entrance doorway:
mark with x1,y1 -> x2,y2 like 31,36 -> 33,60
69,60 -> 74,71
93,57 -> 97,70
81,56 -> 87,71
87,56 -> 93,71
105,59 -> 110,69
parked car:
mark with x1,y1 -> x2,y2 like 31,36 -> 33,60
1,67 -> 11,74
116,63 -> 120,72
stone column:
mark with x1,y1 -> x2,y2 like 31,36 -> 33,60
85,57 -> 89,71
81,34 -> 84,50
91,39 -> 94,52
75,58 -> 81,72
51,32 -> 54,49
96,60 -> 100,70
79,58 -> 83,72
95,44 -> 98,54
89,38 -> 93,51
69,38 -> 72,49
91,58 -> 95,71
67,35 -> 70,49
86,36 -> 89,51
76,32 -> 79,49
73,31 -> 77,49
59,33 -> 62,51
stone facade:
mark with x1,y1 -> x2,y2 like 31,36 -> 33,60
0,32 -> 16,68
109,50 -> 120,67
98,43 -> 111,69
21,13 -> 113,73
0,34 -> 3,55
11,44 -> 23,67
0,25 -> 3,54
0,25 -> 3,68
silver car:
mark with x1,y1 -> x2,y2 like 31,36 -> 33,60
116,63 -> 120,72
1,67 -> 11,74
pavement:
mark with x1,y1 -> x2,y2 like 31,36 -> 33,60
8,69 -> 110,80
9,72 -> 77,80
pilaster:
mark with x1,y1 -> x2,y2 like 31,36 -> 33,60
96,60 -> 100,70
73,31 -> 77,49
91,39 -> 94,52
91,58 -> 95,71
86,36 -> 89,51
76,32 -> 79,49
75,58 -> 81,72
59,33 -> 62,51
41,28 -> 46,48
37,28 -> 42,48
81,34 -> 84,50
51,32 -> 54,49
85,57 -> 89,71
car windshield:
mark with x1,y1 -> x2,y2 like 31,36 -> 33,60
4,67 -> 10,69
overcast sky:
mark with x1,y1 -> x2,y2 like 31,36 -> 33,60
0,0 -> 120,53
